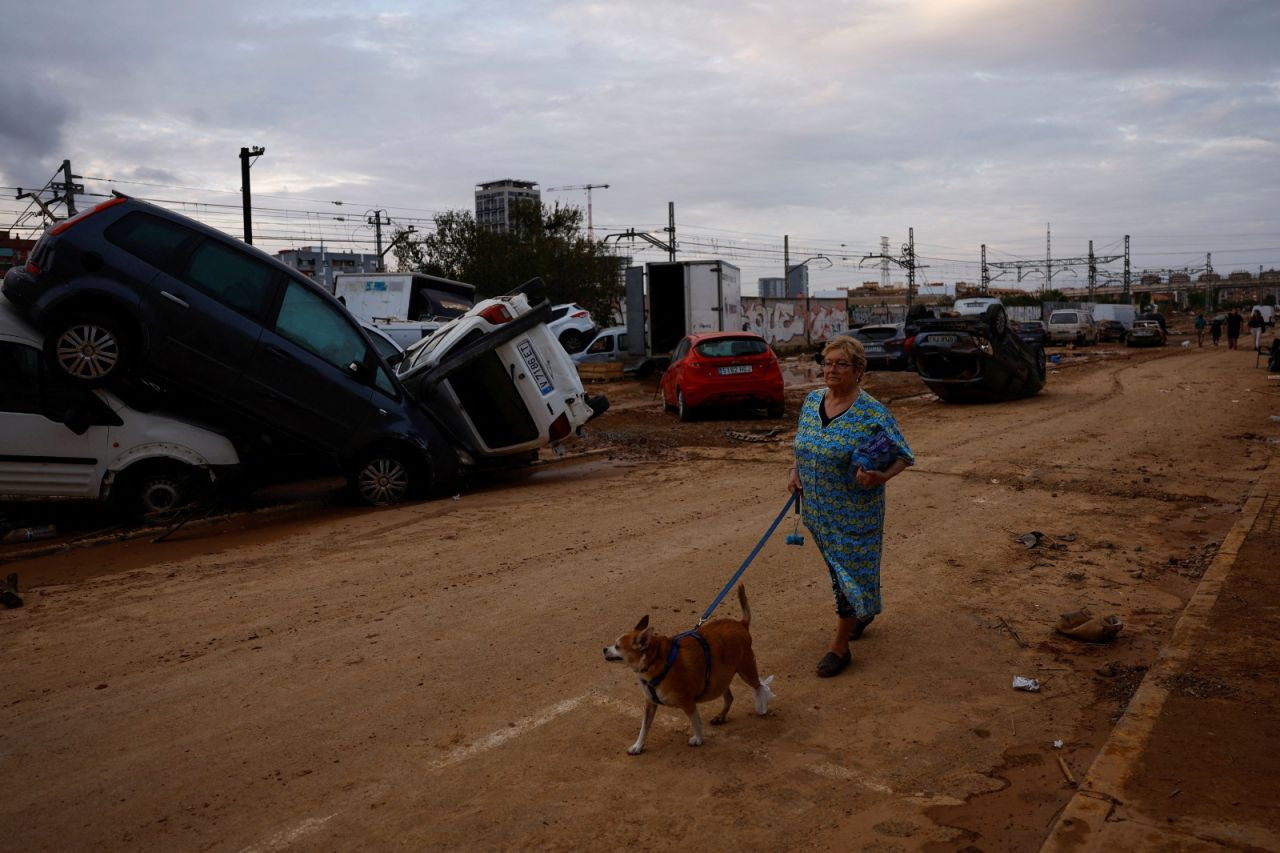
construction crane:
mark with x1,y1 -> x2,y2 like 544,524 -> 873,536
544,183 -> 610,237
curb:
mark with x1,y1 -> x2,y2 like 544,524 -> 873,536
1041,453 -> 1280,851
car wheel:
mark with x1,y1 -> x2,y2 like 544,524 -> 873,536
115,462 -> 202,519
677,389 -> 695,422
353,449 -> 421,506
559,329 -> 587,354
1034,346 -> 1047,380
985,305 -> 1008,337
45,311 -> 131,387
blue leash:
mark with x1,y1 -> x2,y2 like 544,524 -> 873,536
695,491 -> 801,627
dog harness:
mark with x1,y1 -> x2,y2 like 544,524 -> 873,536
640,629 -> 712,706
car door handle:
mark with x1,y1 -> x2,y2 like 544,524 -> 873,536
160,290 -> 189,308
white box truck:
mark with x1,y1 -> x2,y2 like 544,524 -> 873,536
1090,303 -> 1137,329
333,272 -> 477,349
623,260 -> 742,372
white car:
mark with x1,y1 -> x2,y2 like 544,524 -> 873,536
0,300 -> 240,516
549,303 -> 597,353
572,326 -> 629,365
396,282 -> 608,465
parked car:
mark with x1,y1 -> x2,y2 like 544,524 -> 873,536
1014,320 -> 1050,347
548,303 -> 596,353
572,326 -> 628,365
397,280 -> 609,464
659,332 -> 784,421
2,195 -> 461,506
1126,319 -> 1166,347
905,303 -> 1046,403
1096,319 -> 1127,343
1046,310 -> 1098,346
854,322 -> 909,371
0,299 -> 239,516
951,297 -> 1004,317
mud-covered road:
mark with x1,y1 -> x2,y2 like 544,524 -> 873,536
2,337 -> 1276,851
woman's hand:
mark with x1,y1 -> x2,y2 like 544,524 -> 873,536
855,466 -> 889,488
788,465 -> 802,493
856,457 -> 909,488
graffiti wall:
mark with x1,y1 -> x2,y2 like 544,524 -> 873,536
742,298 -> 850,348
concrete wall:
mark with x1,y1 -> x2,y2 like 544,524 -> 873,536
741,297 -> 850,349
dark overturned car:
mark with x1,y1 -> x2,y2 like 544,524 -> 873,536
902,303 -> 1047,403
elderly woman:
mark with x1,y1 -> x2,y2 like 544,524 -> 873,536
788,335 -> 914,677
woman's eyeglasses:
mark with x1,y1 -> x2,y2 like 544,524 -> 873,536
821,359 -> 854,370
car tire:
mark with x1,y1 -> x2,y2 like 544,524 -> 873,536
984,305 -> 1008,338
677,389 -> 695,422
1034,346 -> 1047,381
559,329 -> 587,354
115,462 -> 202,519
44,311 -> 132,387
353,448 -> 422,506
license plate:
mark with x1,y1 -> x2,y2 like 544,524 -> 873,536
718,365 -> 752,375
517,339 -> 554,395
926,334 -> 957,345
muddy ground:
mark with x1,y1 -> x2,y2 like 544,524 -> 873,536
2,328 -> 1278,851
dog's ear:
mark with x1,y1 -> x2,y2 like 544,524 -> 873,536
635,626 -> 653,650
633,614 -> 649,631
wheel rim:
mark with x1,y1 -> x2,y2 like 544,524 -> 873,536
561,331 -> 583,352
140,477 -> 183,513
358,457 -> 410,505
56,324 -> 120,379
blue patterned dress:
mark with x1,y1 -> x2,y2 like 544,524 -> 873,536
795,389 -> 914,621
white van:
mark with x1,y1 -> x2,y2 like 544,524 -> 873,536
1046,310 -> 1098,346
0,301 -> 240,516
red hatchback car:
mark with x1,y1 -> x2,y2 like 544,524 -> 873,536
660,332 -> 785,421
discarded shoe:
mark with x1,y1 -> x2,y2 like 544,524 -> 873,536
1056,610 -> 1123,642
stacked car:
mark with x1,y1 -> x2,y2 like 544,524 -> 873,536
2,196 -> 606,508
905,302 -> 1046,403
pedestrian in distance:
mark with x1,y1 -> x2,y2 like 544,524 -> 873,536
788,335 -> 914,678
1248,309 -> 1264,351
1226,307 -> 1243,350
1194,312 -> 1206,347
1210,315 -> 1223,346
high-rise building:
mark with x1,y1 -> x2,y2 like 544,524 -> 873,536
475,179 -> 541,233
758,277 -> 786,298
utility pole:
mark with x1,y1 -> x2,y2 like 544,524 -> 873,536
239,146 -> 265,245
880,236 -> 890,289
1123,234 -> 1131,302
53,160 -> 82,216
1088,240 -> 1096,302
665,202 -> 676,262
906,228 -> 916,313
981,244 -> 990,292
1044,223 -> 1051,296
368,210 -> 391,271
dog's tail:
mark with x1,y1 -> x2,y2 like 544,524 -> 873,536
737,584 -> 750,628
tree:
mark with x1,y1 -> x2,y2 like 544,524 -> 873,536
391,202 -> 621,321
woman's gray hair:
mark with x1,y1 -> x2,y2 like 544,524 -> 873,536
822,335 -> 867,374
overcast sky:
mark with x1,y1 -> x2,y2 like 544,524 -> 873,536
3,0 -> 1278,294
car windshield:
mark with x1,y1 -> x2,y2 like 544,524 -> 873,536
694,337 -> 768,358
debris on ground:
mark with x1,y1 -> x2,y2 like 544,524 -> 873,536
1012,676 -> 1041,692
1,573 -> 22,609
724,428 -> 782,443
1056,608 -> 1124,642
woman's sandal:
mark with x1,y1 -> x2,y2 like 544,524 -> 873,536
816,649 -> 852,678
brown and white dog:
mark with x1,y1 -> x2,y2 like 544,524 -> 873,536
602,584 -> 774,754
